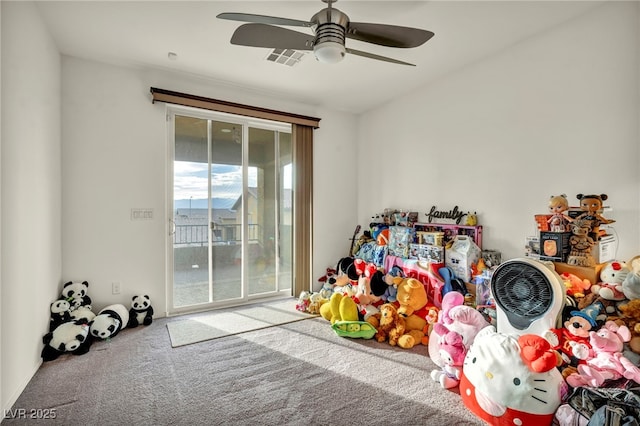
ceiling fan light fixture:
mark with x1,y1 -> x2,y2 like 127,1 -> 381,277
314,41 -> 345,63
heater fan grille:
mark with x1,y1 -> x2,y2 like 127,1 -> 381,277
491,261 -> 553,319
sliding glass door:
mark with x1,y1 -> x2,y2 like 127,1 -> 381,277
168,106 -> 292,313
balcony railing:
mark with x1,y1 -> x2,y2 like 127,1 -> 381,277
174,224 -> 261,246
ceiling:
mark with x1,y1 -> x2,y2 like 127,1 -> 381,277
35,1 -> 605,114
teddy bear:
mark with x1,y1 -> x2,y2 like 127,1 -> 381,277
392,277 -> 432,348
49,299 -> 72,332
41,319 -> 93,362
430,322 -> 465,389
127,294 -> 154,327
396,277 -> 428,324
374,303 -> 406,346
89,303 -> 130,340
590,260 -> 630,304
565,320 -> 640,387
617,298 -> 640,355
60,280 -> 92,311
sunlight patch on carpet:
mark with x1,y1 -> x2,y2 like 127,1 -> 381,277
166,299 -> 318,347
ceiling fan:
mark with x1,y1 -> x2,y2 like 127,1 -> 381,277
217,0 -> 434,66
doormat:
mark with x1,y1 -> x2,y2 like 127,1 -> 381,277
166,298 -> 318,347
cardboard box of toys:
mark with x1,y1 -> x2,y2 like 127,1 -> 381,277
445,235 -> 481,282
553,262 -> 605,285
539,231 -> 571,262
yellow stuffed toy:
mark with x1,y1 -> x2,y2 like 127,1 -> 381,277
320,292 -> 359,324
391,277 -> 430,348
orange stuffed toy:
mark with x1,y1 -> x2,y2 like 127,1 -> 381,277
374,303 -> 406,346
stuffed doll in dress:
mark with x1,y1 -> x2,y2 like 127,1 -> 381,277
547,194 -> 571,232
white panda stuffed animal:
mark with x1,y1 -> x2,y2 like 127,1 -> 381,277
60,280 -> 92,311
49,299 -> 72,331
70,305 -> 96,324
89,304 -> 129,340
127,295 -> 154,327
41,320 -> 93,362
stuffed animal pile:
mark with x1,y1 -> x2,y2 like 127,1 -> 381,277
305,246 -> 640,426
42,281 -> 154,362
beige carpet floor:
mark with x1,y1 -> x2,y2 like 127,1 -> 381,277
166,298 -> 317,347
7,298 -> 483,425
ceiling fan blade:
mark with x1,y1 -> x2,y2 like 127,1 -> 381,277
230,23 -> 314,50
217,12 -> 312,28
346,22 -> 434,48
345,48 -> 416,66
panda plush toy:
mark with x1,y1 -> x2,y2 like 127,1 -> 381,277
89,304 -> 129,340
60,280 -> 92,311
41,320 -> 93,362
49,299 -> 72,332
70,305 -> 96,324
127,295 -> 154,327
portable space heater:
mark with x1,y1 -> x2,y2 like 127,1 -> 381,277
490,258 -> 565,336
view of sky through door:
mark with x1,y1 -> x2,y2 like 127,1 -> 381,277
171,111 -> 292,312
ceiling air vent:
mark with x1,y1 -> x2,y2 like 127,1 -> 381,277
265,48 -> 306,67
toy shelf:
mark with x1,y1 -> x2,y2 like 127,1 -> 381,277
413,223 -> 483,249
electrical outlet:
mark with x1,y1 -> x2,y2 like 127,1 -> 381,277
112,282 -> 121,294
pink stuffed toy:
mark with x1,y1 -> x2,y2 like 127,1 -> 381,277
430,323 -> 466,389
438,291 -> 465,325
566,320 -> 640,387
428,292 -> 490,367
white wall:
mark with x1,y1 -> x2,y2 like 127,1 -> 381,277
60,59 -> 357,314
357,1 -> 640,263
1,1 -> 62,412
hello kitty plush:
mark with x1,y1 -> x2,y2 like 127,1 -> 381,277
460,326 -> 564,426
590,261 -> 630,303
